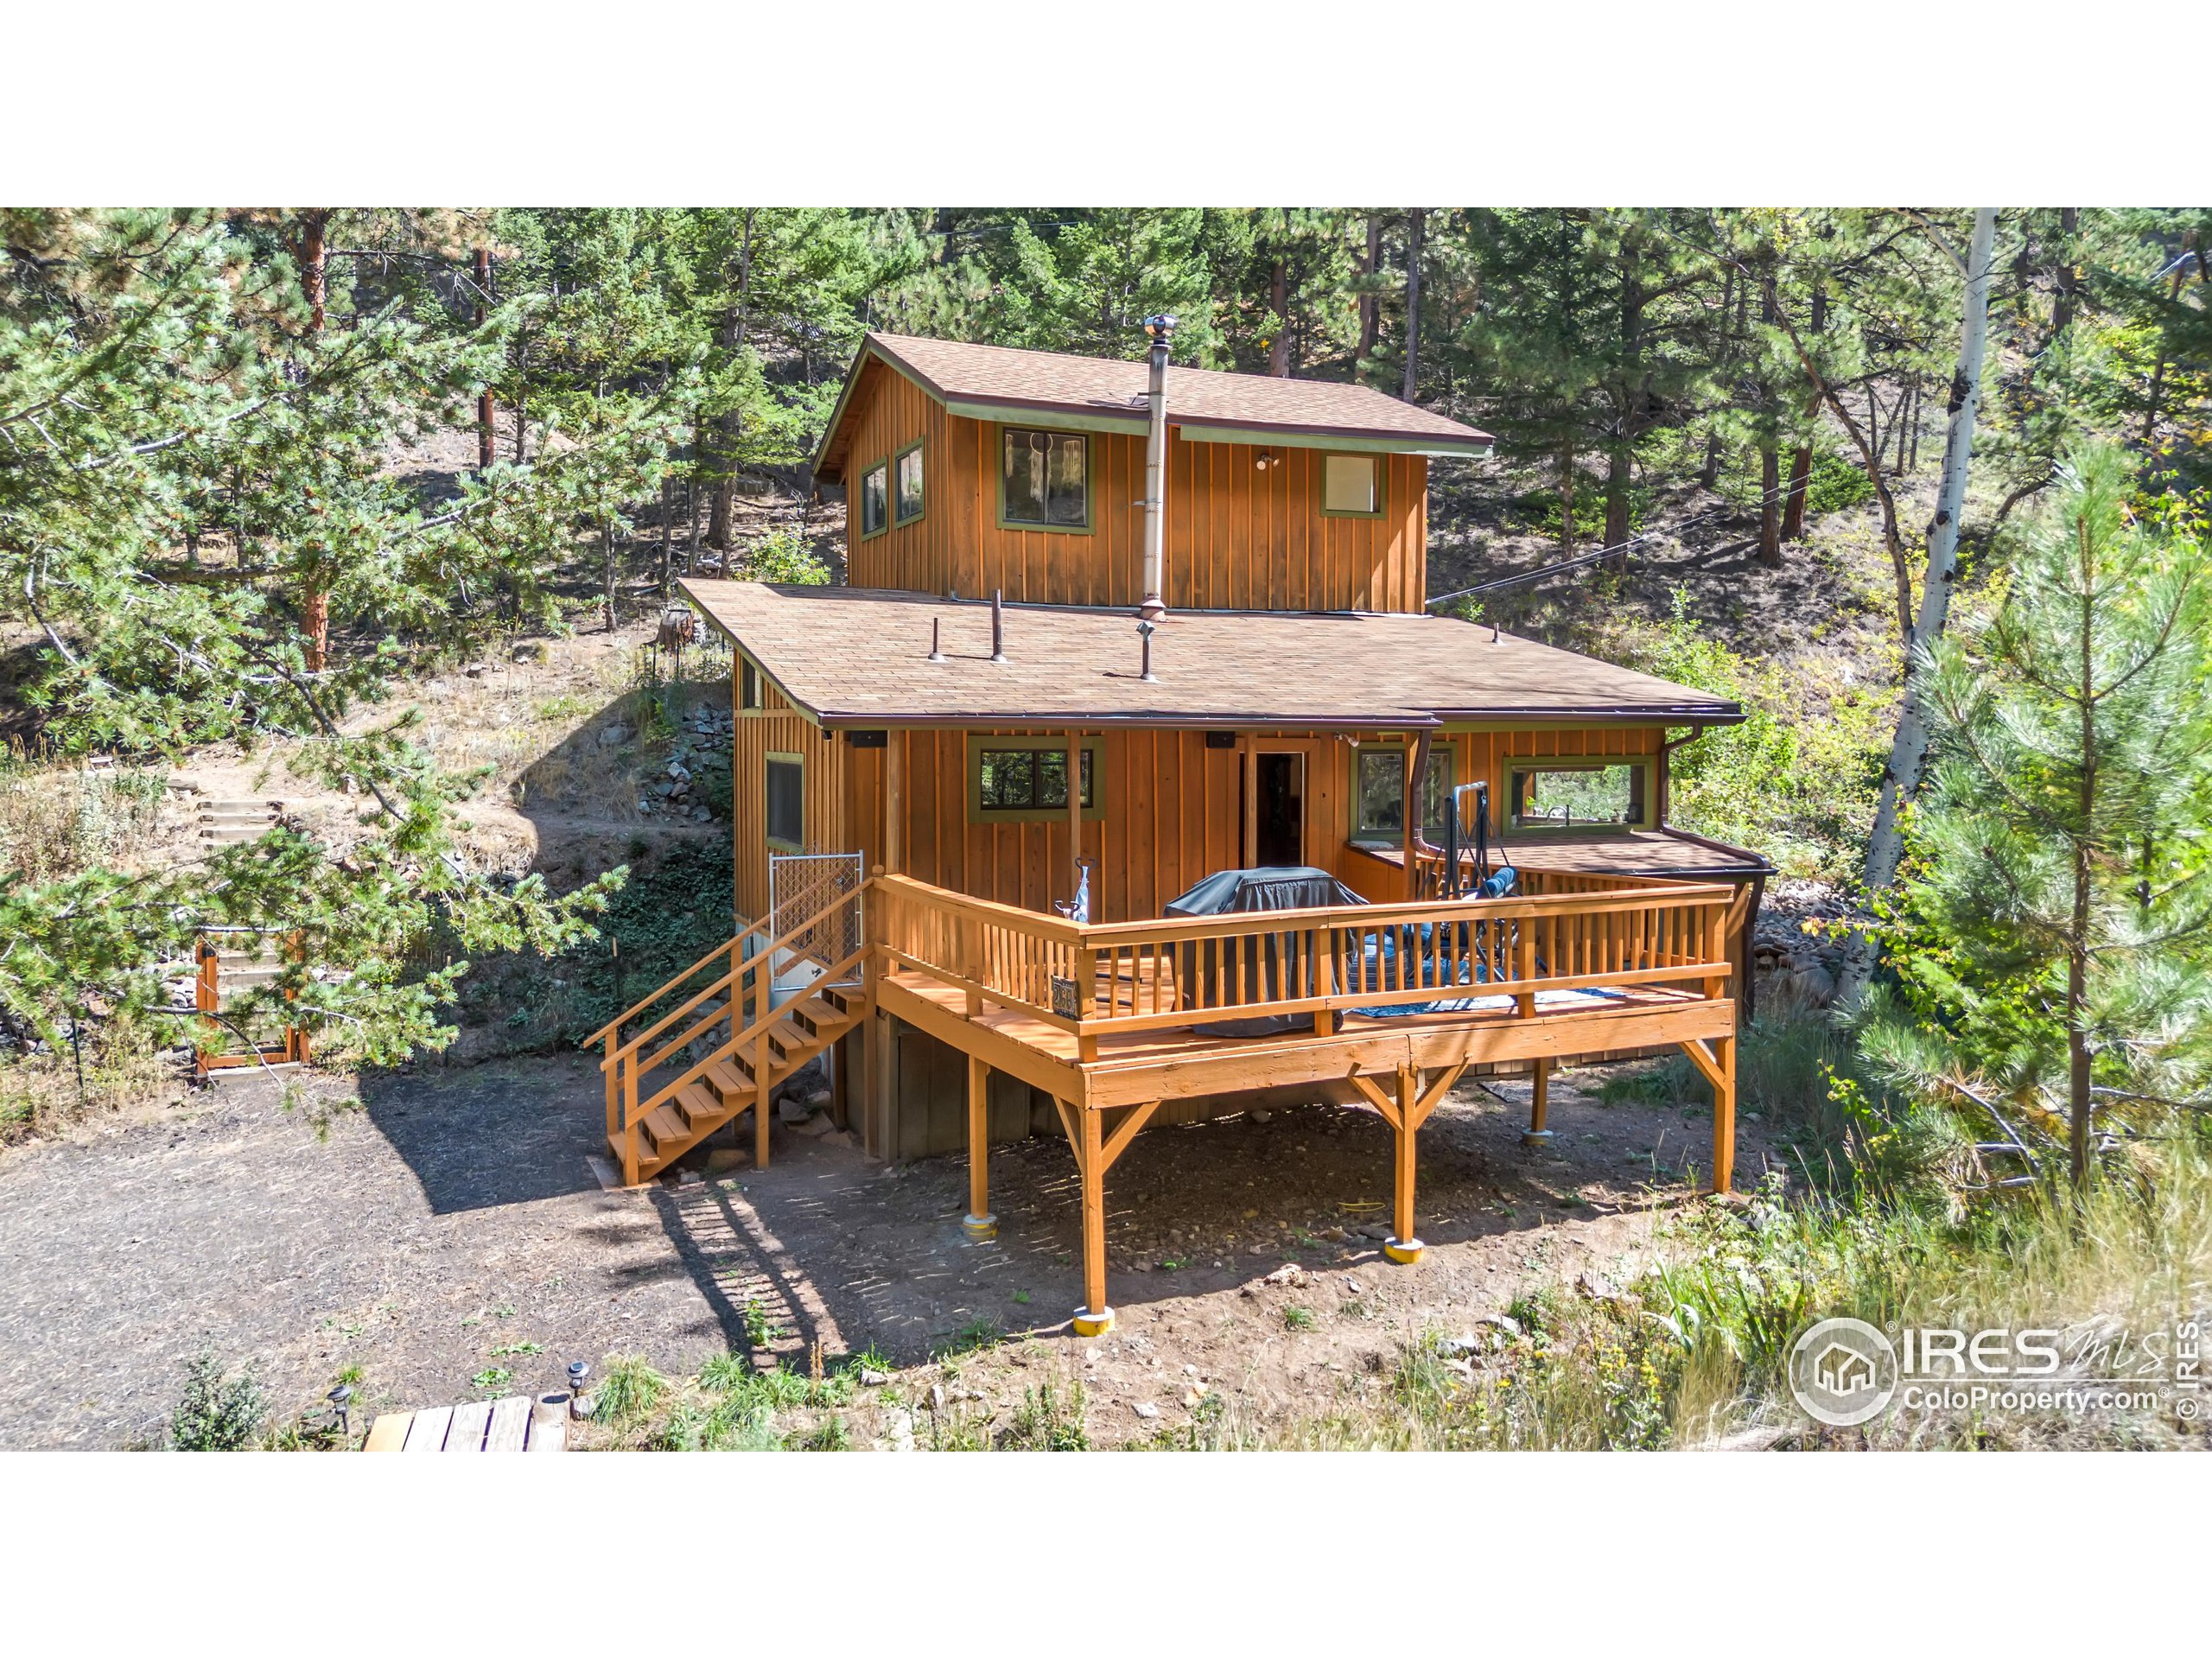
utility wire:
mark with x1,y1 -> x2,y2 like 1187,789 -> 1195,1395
1424,467 -> 1818,608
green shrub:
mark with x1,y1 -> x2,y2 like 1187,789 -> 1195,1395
168,1350 -> 267,1451
1803,451 -> 1876,516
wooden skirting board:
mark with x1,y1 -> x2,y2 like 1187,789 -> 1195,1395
363,1393 -> 568,1452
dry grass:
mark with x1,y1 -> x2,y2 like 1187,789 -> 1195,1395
0,746 -> 170,885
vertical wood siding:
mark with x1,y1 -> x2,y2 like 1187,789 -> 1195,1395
728,672 -> 843,925
836,364 -> 1429,614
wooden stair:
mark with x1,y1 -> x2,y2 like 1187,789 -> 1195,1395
607,973 -> 868,1185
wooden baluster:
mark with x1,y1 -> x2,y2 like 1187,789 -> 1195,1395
1515,920 -> 1535,1019
622,1057 -> 640,1186
1075,944 -> 1098,1061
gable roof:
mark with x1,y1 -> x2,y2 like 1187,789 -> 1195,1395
679,581 -> 1741,731
813,331 -> 1493,479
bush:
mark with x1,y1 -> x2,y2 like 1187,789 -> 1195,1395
168,1350 -> 268,1451
1803,451 -> 1876,517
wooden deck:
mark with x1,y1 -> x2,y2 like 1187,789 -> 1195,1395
861,870 -> 1745,1335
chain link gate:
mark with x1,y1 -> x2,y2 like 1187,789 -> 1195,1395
767,851 -> 865,983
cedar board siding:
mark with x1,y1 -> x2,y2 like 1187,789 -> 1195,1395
824,722 -> 1669,924
836,358 -> 1428,614
730,674 -> 844,925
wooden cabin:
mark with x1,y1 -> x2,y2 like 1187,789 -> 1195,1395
595,326 -> 1769,1337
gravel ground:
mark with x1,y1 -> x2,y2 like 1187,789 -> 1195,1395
0,1050 -> 1772,1449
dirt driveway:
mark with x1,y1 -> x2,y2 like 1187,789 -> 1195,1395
0,1052 -> 1770,1449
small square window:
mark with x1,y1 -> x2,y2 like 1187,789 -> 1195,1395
859,461 -> 889,538
1351,746 -> 1452,842
766,755 -> 804,848
894,443 -> 925,524
1322,453 -> 1380,516
1001,428 -> 1089,528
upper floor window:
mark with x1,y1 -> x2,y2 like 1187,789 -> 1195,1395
894,441 -> 925,524
859,459 -> 889,538
740,658 -> 765,710
1001,428 -> 1090,529
1508,761 -> 1646,832
1321,452 -> 1382,517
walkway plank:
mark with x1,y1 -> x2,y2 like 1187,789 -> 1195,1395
483,1395 -> 529,1452
403,1402 -> 454,1451
442,1399 -> 493,1452
363,1412 -> 411,1452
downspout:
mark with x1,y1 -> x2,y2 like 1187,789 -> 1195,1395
1138,315 -> 1176,620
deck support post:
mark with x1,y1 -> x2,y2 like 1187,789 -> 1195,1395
1347,1061 -> 1462,1266
963,1055 -> 995,1239
1680,1033 -> 1738,1195
866,1009 -> 893,1161
1074,1101 -> 1111,1335
1522,1055 -> 1553,1147
1386,1064 -> 1423,1263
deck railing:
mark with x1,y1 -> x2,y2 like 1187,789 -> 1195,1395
872,872 -> 1737,1051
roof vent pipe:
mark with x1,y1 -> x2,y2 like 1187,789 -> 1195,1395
990,588 -> 1007,663
1137,315 -> 1175,620
927,616 -> 946,663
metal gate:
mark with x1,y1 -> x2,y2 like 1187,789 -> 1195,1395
767,850 -> 865,981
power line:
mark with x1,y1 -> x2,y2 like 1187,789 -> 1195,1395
1424,468 -> 1814,608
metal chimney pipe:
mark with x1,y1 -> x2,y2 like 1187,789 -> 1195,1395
1137,315 -> 1175,620
990,588 -> 1007,663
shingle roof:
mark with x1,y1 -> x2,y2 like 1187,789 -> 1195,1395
680,582 -> 1742,730
815,332 -> 1492,476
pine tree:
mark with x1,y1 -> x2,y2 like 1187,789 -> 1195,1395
1859,443 -> 2212,1190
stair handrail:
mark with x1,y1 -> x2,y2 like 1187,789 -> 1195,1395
582,934 -> 746,1049
601,884 -> 865,1072
622,938 -> 871,1135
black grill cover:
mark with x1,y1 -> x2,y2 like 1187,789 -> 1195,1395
1162,868 -> 1367,1037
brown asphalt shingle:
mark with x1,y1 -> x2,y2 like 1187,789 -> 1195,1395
820,333 -> 1491,471
680,582 -> 1742,730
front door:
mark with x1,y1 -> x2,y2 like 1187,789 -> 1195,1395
1255,752 -> 1304,867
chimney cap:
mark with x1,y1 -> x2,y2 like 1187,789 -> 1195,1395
1144,315 -> 1178,341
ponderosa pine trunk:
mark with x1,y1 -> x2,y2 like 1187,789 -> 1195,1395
1781,285 -> 1826,541
1357,214 -> 1382,372
1837,207 -> 1999,1009
705,212 -> 756,553
296,209 -> 333,672
1756,270 -> 1783,566
1268,257 -> 1290,377
1700,264 -> 1740,492
474,248 -> 496,472
1558,435 -> 1576,556
1402,210 -> 1425,403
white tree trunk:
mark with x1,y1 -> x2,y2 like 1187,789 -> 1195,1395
1837,207 -> 1998,1008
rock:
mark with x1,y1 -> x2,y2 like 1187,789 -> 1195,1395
704,1147 -> 750,1175
806,1086 -> 833,1109
598,724 -> 632,749
1262,1263 -> 1309,1288
1131,1402 -> 1160,1421
884,1408 -> 915,1452
667,761 -> 691,781
1343,1278 -> 1363,1294
1434,1334 -> 1484,1359
1249,1107 -> 1273,1124
675,1167 -> 705,1186
861,1368 -> 891,1387
792,1114 -> 835,1138
1475,1312 -> 1523,1338
1358,1221 -> 1392,1240
511,642 -> 545,662
463,663 -> 490,678
819,1128 -> 855,1148
778,1095 -> 814,1126
925,1383 -> 946,1414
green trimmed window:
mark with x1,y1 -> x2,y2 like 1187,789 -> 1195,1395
766,753 -> 804,849
1351,745 -> 1453,843
859,460 -> 889,538
1321,453 -> 1382,516
978,747 -> 1094,812
740,658 -> 765,710
894,442 -> 925,524
1001,428 -> 1089,528
1508,760 -> 1646,831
